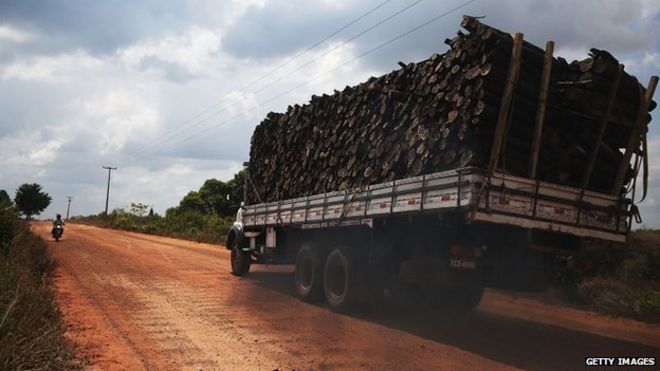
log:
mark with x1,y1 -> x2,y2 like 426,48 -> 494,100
246,17 -> 657,203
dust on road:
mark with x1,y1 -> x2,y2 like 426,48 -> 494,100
34,223 -> 659,370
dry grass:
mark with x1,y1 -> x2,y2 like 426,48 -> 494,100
0,209 -> 78,370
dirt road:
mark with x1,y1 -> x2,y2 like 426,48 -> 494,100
34,223 -> 658,370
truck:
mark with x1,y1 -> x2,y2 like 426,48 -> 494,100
226,21 -> 658,313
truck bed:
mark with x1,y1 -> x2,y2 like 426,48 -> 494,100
242,168 -> 629,243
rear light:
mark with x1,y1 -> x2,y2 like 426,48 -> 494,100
449,244 -> 482,258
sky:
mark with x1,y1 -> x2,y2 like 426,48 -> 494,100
0,0 -> 659,226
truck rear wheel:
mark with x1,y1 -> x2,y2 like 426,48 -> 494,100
436,277 -> 484,313
323,246 -> 359,313
294,244 -> 324,302
230,238 -> 251,276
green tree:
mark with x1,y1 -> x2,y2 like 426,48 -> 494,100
178,191 -> 206,213
199,179 -> 234,217
228,169 -> 245,205
0,189 -> 11,208
129,202 -> 149,217
14,183 -> 51,219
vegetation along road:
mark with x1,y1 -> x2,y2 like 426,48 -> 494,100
34,222 -> 659,370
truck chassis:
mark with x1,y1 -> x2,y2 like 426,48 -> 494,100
227,167 -> 631,312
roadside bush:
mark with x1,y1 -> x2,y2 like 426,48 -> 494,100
0,208 -> 77,369
74,207 -> 234,245
576,278 -> 660,322
559,230 -> 660,322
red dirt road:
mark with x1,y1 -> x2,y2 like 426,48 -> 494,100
34,223 -> 659,370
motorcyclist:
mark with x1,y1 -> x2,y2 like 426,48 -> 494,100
52,213 -> 65,236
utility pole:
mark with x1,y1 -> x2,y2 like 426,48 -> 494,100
102,166 -> 117,215
66,196 -> 72,220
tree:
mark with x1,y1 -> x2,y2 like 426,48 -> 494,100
0,189 -> 11,209
178,191 -> 206,213
199,179 -> 234,217
228,170 -> 245,205
129,202 -> 149,217
14,183 -> 51,219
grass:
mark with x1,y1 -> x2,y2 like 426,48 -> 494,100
558,229 -> 660,323
73,208 -> 234,245
0,208 -> 78,369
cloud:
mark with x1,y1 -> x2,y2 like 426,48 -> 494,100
0,24 -> 34,44
0,130 -> 64,169
0,0 -> 188,56
72,90 -> 160,154
118,27 -> 222,81
0,0 -> 658,226
2,51 -> 102,82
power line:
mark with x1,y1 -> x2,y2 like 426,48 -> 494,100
125,0 -> 396,160
240,0 -> 424,97
241,0 -> 395,91
146,0 -> 478,152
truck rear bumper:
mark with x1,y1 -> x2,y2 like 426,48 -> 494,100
472,211 -> 626,243
399,258 -> 478,287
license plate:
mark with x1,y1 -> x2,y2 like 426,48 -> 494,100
450,258 -> 476,270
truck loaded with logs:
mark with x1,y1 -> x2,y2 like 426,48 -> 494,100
226,16 -> 658,313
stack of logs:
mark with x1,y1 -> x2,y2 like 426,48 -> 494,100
247,16 -> 656,203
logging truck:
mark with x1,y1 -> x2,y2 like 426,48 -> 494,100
225,25 -> 658,313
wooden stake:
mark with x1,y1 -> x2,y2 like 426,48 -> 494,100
529,41 -> 554,178
488,32 -> 524,174
611,75 -> 658,195
581,64 -> 623,189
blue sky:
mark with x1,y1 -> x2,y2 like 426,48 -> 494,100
0,0 -> 658,226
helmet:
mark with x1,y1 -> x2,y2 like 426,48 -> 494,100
56,214 -> 61,219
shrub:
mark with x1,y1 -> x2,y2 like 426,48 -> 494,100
0,209 -> 77,369
76,207 -> 234,246
559,230 -> 660,322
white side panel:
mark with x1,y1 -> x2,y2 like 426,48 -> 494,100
241,168 -> 629,242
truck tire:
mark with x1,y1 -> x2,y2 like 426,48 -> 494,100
436,277 -> 484,313
230,238 -> 250,276
323,246 -> 359,313
294,244 -> 324,302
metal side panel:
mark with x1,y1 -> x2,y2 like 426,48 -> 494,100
344,199 -> 368,218
366,196 -> 393,216
488,172 -> 621,208
392,192 -> 423,213
241,168 -> 629,239
472,212 -> 626,243
482,187 -> 625,232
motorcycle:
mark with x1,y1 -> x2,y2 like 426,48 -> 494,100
52,224 -> 63,242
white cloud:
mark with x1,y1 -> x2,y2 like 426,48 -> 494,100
0,130 -> 64,167
641,52 -> 660,69
72,89 -> 160,154
0,24 -> 34,44
1,51 -> 102,82
117,27 -> 221,78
